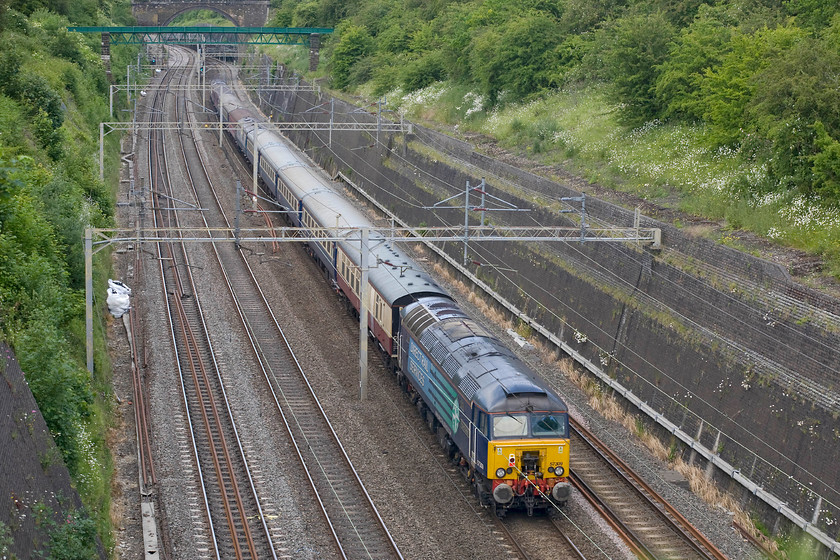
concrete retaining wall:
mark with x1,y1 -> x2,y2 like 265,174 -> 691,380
0,345 -> 98,558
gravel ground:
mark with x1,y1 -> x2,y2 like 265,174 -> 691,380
108,56 -> 765,559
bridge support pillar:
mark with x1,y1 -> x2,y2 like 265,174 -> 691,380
101,32 -> 113,83
309,33 -> 321,72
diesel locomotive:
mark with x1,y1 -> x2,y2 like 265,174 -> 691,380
212,80 -> 571,516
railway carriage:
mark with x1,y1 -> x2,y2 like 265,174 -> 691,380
335,233 -> 449,357
212,80 -> 571,516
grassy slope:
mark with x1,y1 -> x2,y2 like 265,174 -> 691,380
267,43 -> 840,289
389,80 -> 840,286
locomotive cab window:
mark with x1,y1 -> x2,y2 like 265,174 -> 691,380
476,410 -> 489,439
531,414 -> 568,437
493,414 -> 528,438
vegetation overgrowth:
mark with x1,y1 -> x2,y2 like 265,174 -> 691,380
269,0 -> 840,280
0,0 -> 137,554
169,9 -> 234,26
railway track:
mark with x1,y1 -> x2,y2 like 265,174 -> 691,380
500,514 -> 588,560
172,60 -> 403,559
570,419 -> 728,560
127,51 -> 742,559
226,62 -> 739,560
145,48 -> 275,559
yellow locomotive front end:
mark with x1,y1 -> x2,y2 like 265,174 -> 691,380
485,412 -> 571,514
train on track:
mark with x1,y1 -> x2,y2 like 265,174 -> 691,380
211,80 -> 571,516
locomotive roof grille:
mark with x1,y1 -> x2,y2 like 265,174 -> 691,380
441,355 -> 459,377
459,375 -> 480,400
440,319 -> 491,342
431,340 -> 448,364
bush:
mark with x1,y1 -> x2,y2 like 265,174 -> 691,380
401,50 -> 446,92
33,503 -> 99,560
14,73 -> 64,129
599,11 -> 675,125
469,12 -> 564,105
699,24 -> 806,147
655,4 -> 736,121
746,33 -> 840,200
329,23 -> 374,89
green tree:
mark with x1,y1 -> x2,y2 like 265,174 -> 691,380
747,34 -> 840,199
0,155 -> 93,473
468,12 -> 564,105
700,23 -> 807,146
600,11 -> 676,125
437,2 -> 486,82
810,122 -> 840,201
558,0 -> 628,34
329,23 -> 374,89
401,50 -> 446,91
784,0 -> 839,30
655,5 -> 735,121
292,0 -> 321,27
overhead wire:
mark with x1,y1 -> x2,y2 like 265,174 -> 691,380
246,59 -> 840,496
459,207 -> 839,494
238,63 -> 801,548
320,83 -> 840,392
271,80 -> 840,498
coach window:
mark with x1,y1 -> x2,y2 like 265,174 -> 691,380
492,414 -> 528,438
339,253 -> 348,279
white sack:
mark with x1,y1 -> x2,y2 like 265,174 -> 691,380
107,279 -> 131,318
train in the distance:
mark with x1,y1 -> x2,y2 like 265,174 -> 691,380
211,80 -> 571,516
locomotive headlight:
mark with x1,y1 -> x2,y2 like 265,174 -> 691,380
548,467 -> 555,474
495,468 -> 506,478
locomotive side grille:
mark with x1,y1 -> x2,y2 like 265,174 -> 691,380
459,375 -> 480,400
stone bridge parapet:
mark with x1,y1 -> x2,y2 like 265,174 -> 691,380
132,0 -> 269,27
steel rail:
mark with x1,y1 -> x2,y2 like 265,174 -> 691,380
175,56 -> 277,559
551,518 -> 590,560
191,60 -> 403,559
163,48 -> 263,559
145,49 -> 222,560
151,48 -> 257,558
570,470 -> 654,559
571,419 -> 729,560
494,518 -> 533,560
128,291 -> 156,489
